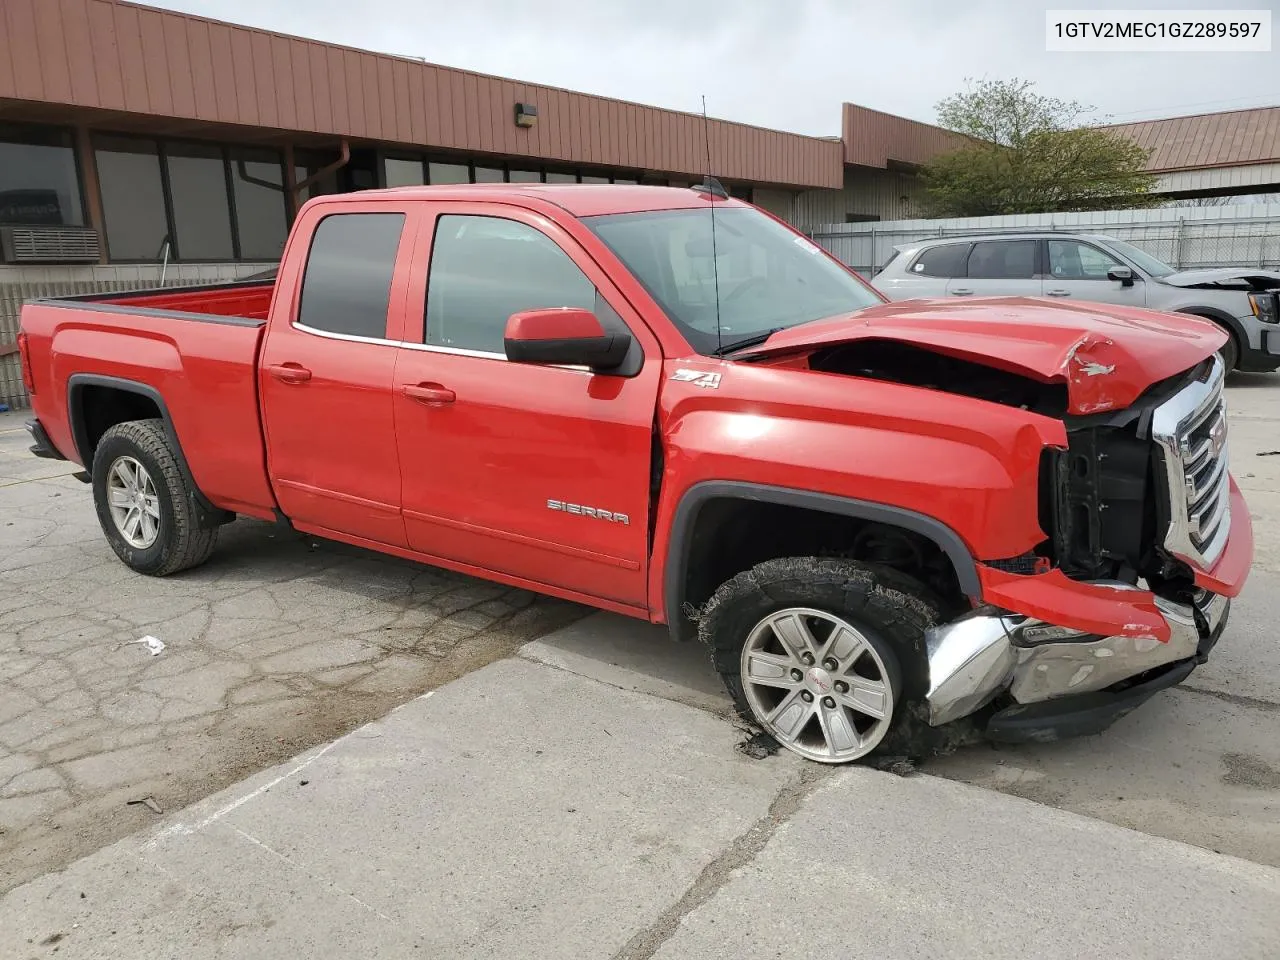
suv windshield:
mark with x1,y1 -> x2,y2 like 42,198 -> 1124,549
588,206 -> 882,355
1094,237 -> 1176,278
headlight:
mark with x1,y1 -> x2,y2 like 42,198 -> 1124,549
1249,291 -> 1279,324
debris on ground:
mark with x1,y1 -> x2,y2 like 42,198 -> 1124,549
128,635 -> 165,656
736,730 -> 781,759
126,797 -> 163,814
873,757 -> 918,777
1258,450 -> 1280,457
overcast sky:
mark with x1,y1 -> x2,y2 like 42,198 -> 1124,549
150,0 -> 1280,136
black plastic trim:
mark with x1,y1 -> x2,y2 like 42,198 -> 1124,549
663,480 -> 982,642
986,659 -> 1195,743
25,419 -> 66,461
66,374 -> 230,522
35,299 -> 265,328
63,278 -> 276,302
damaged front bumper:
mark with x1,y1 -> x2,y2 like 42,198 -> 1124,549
925,588 -> 1229,743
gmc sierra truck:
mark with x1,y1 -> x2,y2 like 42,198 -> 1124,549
18,184 -> 1253,764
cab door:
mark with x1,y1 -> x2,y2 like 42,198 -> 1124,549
259,201 -> 421,547
392,205 -> 662,608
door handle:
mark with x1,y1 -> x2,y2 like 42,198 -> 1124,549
266,362 -> 312,384
403,382 -> 456,405
1045,289 -> 1072,297
950,288 -> 973,296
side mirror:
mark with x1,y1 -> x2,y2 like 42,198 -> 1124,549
1107,266 -> 1135,287
503,308 -> 631,372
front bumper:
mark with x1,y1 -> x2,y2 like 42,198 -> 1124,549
925,588 -> 1229,732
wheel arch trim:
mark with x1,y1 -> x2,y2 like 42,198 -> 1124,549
663,480 -> 982,642
67,373 -> 221,517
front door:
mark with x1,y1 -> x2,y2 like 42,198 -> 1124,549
1043,238 -> 1148,307
259,203 -> 419,547
392,206 -> 661,608
946,239 -> 1042,299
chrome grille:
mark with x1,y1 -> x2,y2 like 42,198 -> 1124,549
1151,357 -> 1230,569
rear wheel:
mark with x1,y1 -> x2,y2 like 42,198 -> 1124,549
92,419 -> 219,576
700,557 -> 941,764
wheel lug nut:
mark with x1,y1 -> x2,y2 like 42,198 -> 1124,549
800,653 -> 815,666
790,669 -> 803,681
800,691 -> 814,703
823,658 -> 838,670
834,681 -> 848,694
822,696 -> 836,709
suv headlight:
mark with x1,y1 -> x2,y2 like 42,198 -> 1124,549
1249,291 -> 1279,324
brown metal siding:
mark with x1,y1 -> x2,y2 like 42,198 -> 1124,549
1105,107 -> 1280,172
0,0 -> 842,188
841,103 -> 970,168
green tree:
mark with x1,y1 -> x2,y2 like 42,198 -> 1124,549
921,79 -> 1157,217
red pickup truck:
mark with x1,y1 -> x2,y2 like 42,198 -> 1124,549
18,184 -> 1252,764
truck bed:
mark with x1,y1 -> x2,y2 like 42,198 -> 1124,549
20,279 -> 278,520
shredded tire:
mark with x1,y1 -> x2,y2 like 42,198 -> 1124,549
91,418 -> 219,576
699,556 -> 954,763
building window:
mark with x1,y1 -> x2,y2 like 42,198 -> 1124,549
298,213 -> 406,339
296,150 -> 339,202
95,135 -> 287,263
845,214 -> 881,223
428,162 -> 470,185
230,147 -> 289,261
166,142 -> 235,260
426,215 -> 595,354
473,166 -> 504,183
95,136 -> 169,261
508,170 -> 542,183
384,157 -> 425,187
0,123 -> 85,226
545,172 -> 578,184
581,175 -> 610,184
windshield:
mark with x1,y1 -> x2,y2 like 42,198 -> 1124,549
588,206 -> 883,354
1094,237 -> 1176,278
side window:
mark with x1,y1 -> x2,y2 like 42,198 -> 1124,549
966,240 -> 1037,280
298,213 -> 406,338
426,215 -> 596,354
1048,240 -> 1123,280
910,243 -> 970,278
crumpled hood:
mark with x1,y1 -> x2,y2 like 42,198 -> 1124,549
739,297 -> 1226,415
1160,268 -> 1280,290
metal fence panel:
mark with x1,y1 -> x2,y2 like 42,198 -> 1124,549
807,203 -> 1280,277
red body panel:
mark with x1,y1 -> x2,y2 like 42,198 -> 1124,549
18,185 -> 1253,644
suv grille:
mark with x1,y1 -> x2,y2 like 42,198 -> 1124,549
1151,357 -> 1230,569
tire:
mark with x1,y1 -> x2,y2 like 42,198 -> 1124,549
91,419 -> 219,576
700,557 -> 942,765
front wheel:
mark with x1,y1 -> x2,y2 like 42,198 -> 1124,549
92,419 -> 219,576
700,558 -> 941,764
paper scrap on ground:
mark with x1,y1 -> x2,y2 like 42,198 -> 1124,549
130,635 -> 165,656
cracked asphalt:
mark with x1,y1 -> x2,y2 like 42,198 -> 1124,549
0,412 -> 586,893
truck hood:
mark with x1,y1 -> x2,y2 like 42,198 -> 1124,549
1159,268 -> 1280,291
737,296 -> 1226,415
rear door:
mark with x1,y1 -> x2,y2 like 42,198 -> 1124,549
1043,237 -> 1147,307
947,239 -> 1041,298
259,201 -> 420,547
392,204 -> 662,609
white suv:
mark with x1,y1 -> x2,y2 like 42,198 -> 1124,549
873,233 -> 1280,372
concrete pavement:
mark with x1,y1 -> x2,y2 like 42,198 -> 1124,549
2,648 -> 1276,960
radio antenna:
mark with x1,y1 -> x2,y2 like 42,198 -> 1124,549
700,95 -> 723,356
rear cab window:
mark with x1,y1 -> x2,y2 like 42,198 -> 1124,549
909,243 -> 971,278
297,213 -> 406,339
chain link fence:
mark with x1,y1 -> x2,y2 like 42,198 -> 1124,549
807,204 -> 1280,278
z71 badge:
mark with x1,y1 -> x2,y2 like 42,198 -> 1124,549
671,369 -> 722,389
